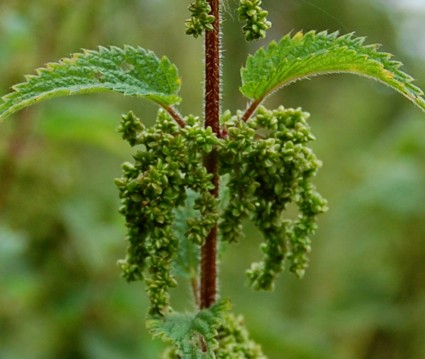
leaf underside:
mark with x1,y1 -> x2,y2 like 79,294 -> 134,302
240,31 -> 425,112
0,45 -> 181,120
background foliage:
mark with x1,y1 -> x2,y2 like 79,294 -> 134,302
0,0 -> 424,358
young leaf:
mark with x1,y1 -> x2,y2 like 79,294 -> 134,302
240,31 -> 425,112
0,46 -> 181,121
147,300 -> 230,359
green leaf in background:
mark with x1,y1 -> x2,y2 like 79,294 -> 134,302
147,300 -> 230,359
172,190 -> 201,280
240,31 -> 425,112
0,45 -> 181,120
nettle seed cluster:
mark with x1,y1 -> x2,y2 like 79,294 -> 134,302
115,110 -> 219,316
185,0 -> 216,37
115,106 -> 327,316
220,106 -> 328,287
237,0 -> 272,41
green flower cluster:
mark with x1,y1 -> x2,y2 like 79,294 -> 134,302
185,0 -> 215,38
219,106 -> 328,290
237,0 -> 271,41
215,312 -> 266,359
115,110 -> 218,315
115,106 -> 326,354
115,105 -> 326,312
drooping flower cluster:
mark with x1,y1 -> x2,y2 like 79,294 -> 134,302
115,105 -> 326,354
219,106 -> 328,290
214,311 -> 266,359
115,110 -> 218,315
237,0 -> 271,41
116,105 -> 326,310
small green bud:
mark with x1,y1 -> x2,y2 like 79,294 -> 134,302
238,0 -> 271,41
186,0 -> 215,38
117,111 -> 145,146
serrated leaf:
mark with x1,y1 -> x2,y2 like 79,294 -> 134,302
240,31 -> 425,112
147,300 -> 230,359
0,45 -> 181,120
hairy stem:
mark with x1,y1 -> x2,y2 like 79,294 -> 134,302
200,0 -> 221,309
204,0 -> 221,134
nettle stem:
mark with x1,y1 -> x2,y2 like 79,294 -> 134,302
200,0 -> 221,309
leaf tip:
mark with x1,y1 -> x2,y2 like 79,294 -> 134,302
293,31 -> 304,41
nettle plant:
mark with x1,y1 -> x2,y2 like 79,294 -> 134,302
1,1 -> 425,358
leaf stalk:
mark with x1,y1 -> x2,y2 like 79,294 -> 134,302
241,98 -> 263,122
162,105 -> 186,127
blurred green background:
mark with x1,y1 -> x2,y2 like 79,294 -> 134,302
1,1 -> 424,358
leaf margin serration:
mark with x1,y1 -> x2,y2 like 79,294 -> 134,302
0,45 -> 182,121
240,30 -> 425,112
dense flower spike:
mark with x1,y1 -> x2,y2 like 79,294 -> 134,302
115,110 -> 219,315
185,0 -> 215,38
116,105 -> 326,315
219,106 -> 327,290
237,0 -> 271,41
214,311 -> 267,358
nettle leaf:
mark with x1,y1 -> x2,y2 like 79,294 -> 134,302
240,31 -> 425,111
147,300 -> 230,359
0,45 -> 181,120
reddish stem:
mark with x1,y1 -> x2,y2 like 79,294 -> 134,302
241,98 -> 263,122
204,0 -> 220,134
163,105 -> 186,127
200,0 -> 220,309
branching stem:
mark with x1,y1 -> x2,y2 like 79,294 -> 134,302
200,0 -> 221,309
